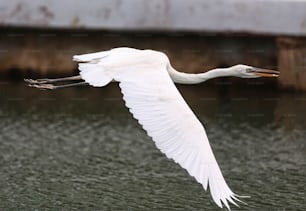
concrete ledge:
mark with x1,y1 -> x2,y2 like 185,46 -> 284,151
1,0 -> 306,36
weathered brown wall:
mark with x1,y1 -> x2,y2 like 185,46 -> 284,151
0,29 -> 277,78
277,37 -> 306,91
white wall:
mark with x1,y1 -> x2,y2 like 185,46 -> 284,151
1,0 -> 306,36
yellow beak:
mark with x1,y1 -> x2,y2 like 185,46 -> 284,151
253,68 -> 280,77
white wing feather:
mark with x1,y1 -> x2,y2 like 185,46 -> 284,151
116,67 -> 239,209
76,49 -> 241,209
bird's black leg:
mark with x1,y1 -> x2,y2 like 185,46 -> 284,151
27,81 -> 89,90
25,75 -> 82,84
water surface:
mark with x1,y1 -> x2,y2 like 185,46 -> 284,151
0,83 -> 305,210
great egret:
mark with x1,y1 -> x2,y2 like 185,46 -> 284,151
25,47 -> 279,210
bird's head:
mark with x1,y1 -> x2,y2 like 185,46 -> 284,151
230,64 -> 279,78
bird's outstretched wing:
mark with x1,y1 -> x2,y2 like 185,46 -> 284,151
114,65 -> 240,209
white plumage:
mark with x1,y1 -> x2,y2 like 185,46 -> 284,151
27,47 -> 279,210
75,47 -> 240,209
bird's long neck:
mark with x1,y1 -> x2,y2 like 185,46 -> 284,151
167,65 -> 233,84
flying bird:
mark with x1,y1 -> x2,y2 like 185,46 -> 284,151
25,47 -> 279,210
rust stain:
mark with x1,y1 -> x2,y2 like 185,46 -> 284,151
71,16 -> 80,27
301,18 -> 306,32
9,3 -> 22,17
10,3 -> 32,23
39,5 -> 54,19
103,8 -> 111,20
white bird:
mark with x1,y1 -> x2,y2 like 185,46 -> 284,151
25,47 -> 279,210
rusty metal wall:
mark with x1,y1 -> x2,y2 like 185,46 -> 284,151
0,29 -> 277,78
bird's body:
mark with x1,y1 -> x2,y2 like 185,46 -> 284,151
26,47 -> 279,210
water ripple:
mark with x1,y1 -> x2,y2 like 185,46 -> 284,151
0,84 -> 305,210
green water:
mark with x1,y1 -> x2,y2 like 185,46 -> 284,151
0,82 -> 305,210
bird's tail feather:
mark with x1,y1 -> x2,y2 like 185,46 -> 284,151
73,50 -> 110,63
78,63 -> 112,87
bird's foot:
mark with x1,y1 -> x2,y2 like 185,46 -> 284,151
24,78 -> 54,84
28,83 -> 57,90
25,75 -> 88,90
